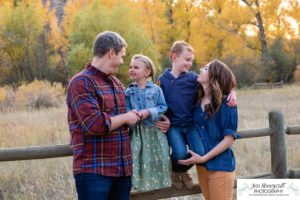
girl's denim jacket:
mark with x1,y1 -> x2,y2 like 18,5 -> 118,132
125,81 -> 167,127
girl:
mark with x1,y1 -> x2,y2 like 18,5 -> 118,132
125,54 -> 171,192
179,59 -> 239,200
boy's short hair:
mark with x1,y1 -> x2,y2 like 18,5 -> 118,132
170,41 -> 194,59
93,31 -> 127,58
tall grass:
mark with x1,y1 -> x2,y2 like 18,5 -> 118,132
0,84 -> 299,199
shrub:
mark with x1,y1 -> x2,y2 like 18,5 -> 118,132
222,55 -> 263,88
0,80 -> 64,111
294,65 -> 300,82
269,38 -> 296,82
15,80 -> 64,109
0,86 -> 15,111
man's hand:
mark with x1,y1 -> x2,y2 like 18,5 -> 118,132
155,115 -> 170,133
178,150 -> 207,165
227,90 -> 237,107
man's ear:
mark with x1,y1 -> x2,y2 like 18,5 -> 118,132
108,48 -> 115,58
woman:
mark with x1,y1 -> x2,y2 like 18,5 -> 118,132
179,59 -> 239,200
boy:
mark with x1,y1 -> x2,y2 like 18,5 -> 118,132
159,41 -> 198,190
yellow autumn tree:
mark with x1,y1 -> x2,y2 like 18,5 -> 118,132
189,0 -> 254,63
134,0 -> 171,55
0,0 -> 50,84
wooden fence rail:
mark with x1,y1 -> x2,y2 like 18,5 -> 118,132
1,110 -> 300,199
254,81 -> 283,89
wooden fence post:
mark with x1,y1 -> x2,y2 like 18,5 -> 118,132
269,110 -> 288,178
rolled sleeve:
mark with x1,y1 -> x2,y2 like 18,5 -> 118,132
148,107 -> 159,121
67,77 -> 111,135
221,105 -> 240,139
149,87 -> 167,121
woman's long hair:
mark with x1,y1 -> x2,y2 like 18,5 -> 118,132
198,59 -> 236,118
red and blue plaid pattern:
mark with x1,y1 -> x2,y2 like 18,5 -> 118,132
66,64 -> 132,177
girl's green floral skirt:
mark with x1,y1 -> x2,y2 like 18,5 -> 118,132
131,125 -> 171,192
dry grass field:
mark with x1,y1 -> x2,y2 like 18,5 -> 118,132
0,84 -> 299,199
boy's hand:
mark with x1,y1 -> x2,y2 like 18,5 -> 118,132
227,90 -> 237,107
156,115 -> 170,133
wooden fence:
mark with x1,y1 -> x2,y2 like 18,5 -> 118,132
254,81 -> 283,89
0,110 -> 300,199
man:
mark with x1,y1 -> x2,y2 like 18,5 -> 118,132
66,31 -> 140,200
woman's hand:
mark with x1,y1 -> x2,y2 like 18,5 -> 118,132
180,135 -> 234,165
155,115 -> 170,133
178,150 -> 207,165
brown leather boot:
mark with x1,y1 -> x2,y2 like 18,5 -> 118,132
171,171 -> 183,190
180,172 -> 194,190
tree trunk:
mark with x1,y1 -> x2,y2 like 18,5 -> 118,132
58,48 -> 68,83
242,0 -> 270,80
255,11 -> 269,66
23,48 -> 34,81
165,0 -> 175,44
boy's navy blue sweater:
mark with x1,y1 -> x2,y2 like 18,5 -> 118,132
159,68 -> 198,127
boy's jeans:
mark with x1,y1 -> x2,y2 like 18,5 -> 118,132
74,173 -> 131,200
167,126 -> 205,172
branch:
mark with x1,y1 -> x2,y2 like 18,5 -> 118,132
241,0 -> 251,7
241,0 -> 257,15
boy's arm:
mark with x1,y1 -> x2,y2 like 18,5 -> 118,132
227,90 -> 237,107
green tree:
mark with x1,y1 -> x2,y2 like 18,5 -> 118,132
66,1 -> 159,85
269,38 -> 296,82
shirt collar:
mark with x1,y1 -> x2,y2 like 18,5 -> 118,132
128,81 -> 154,88
86,63 -> 110,79
86,63 -> 114,81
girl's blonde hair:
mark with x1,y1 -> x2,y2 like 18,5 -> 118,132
131,54 -> 156,81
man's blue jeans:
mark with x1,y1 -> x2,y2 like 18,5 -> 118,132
74,173 -> 132,200
167,126 -> 205,172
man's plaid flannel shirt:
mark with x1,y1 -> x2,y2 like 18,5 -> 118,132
66,64 -> 132,177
